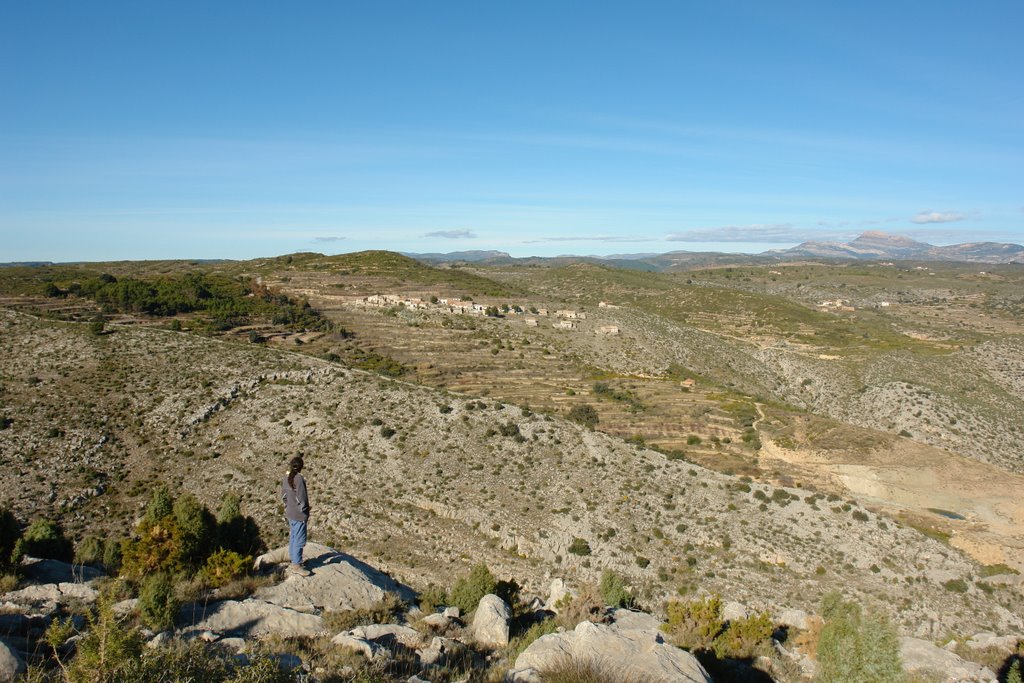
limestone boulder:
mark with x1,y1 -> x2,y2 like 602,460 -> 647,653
19,558 -> 102,585
179,599 -> 325,639
473,594 -> 511,648
331,633 -> 391,660
0,638 -> 26,682
512,620 -> 711,683
900,637 -> 997,683
964,631 -> 1021,652
778,608 -> 809,631
609,608 -> 663,633
722,601 -> 748,623
347,624 -> 422,648
547,578 -> 571,610
253,543 -> 415,613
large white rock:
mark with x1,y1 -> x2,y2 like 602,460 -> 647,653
964,632 -> 1021,652
253,543 -> 416,612
547,578 -> 571,610
472,594 -> 511,648
0,582 -> 99,612
778,608 -> 809,631
347,624 -> 422,648
0,639 -> 26,682
722,601 -> 748,623
900,637 -> 997,683
513,620 -> 711,683
19,558 -> 103,585
609,608 -> 664,633
179,598 -> 325,639
330,633 -> 391,660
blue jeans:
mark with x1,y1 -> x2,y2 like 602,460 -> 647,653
288,519 -> 307,565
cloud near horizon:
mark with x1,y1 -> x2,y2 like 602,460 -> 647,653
424,229 -> 477,239
911,211 -> 965,224
313,236 -> 345,243
666,223 -> 812,243
523,235 -> 662,244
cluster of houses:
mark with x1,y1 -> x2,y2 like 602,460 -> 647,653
816,299 -> 856,312
355,294 -> 621,335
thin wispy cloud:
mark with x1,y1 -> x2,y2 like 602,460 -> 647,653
911,211 -> 965,224
424,229 -> 477,239
523,235 -> 661,244
666,224 -> 810,243
313,236 -> 345,243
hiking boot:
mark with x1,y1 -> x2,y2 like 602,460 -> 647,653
288,563 -> 312,577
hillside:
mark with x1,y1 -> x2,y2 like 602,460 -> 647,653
1,309 -> 1022,641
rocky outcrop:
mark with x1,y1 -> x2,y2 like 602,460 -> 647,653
900,637 -> 998,683
179,599 -> 325,639
251,543 -> 416,612
510,620 -> 711,683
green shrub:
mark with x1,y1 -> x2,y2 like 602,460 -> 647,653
567,404 -> 599,428
712,611 -> 774,659
57,592 -> 144,680
103,537 -> 124,573
418,583 -> 449,613
120,515 -> 186,578
216,493 -> 265,557
943,578 -> 969,593
144,486 -> 174,525
450,563 -> 497,613
0,507 -> 20,569
74,536 -> 104,567
15,518 -> 73,563
174,493 -> 216,568
662,595 -> 723,651
1007,659 -> 1022,683
599,570 -> 633,608
201,549 -> 251,588
816,592 -> 905,683
510,618 -> 558,659
568,538 -> 592,556
138,573 -> 179,632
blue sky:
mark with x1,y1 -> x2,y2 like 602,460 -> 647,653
2,2 -> 1022,261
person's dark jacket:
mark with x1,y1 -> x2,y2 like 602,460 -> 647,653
281,473 -> 310,522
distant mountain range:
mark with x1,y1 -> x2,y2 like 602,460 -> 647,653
774,231 -> 1024,263
406,231 -> 1024,269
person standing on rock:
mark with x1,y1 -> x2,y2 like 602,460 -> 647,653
282,455 -> 312,576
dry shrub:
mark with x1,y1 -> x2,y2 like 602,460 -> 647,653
322,593 -> 407,633
554,583 -> 607,630
541,658 -> 635,683
791,615 -> 824,658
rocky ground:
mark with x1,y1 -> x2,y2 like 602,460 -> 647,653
1,309 -> 1022,644
0,545 -> 1019,682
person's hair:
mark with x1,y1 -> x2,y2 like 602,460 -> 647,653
287,456 -> 304,490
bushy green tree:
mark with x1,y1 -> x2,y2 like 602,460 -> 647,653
74,535 -> 104,567
143,486 -> 173,525
0,507 -> 20,569
599,570 -> 633,608
567,404 -> 599,428
120,514 -> 185,578
138,573 -> 179,632
450,564 -> 497,613
173,493 -> 216,567
216,493 -> 265,556
15,518 -> 73,563
816,592 -> 905,683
